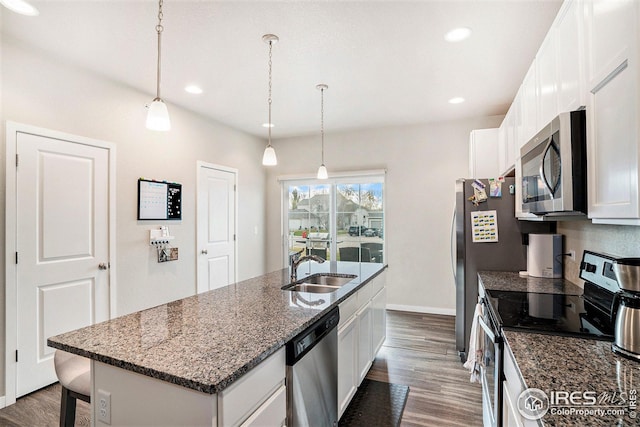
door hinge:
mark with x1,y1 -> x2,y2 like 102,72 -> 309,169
16,154 -> 19,167
15,350 -> 18,362
15,252 -> 18,264
234,234 -> 236,241
234,184 -> 237,191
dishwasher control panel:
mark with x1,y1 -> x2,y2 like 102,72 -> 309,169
286,307 -> 340,364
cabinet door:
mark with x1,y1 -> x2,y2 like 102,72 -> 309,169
537,32 -> 559,127
356,301 -> 373,384
371,287 -> 387,358
469,129 -> 500,178
586,0 -> 640,221
556,0 -> 586,112
337,315 -> 358,418
520,65 -> 539,145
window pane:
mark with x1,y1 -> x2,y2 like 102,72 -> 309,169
337,182 -> 384,263
287,184 -> 332,260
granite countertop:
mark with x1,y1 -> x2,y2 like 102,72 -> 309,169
505,331 -> 640,426
48,261 -> 386,394
478,271 -> 583,295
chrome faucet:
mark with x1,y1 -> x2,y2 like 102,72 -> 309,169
290,254 -> 325,283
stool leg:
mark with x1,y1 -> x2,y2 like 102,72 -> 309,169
60,386 -> 77,427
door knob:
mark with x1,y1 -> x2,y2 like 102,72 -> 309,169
98,263 -> 108,270
201,249 -> 208,255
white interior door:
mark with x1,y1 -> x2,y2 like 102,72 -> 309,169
197,163 -> 236,294
15,131 -> 111,397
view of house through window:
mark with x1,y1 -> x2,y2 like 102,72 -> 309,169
285,175 -> 384,264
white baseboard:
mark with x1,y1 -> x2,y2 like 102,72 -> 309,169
386,304 -> 455,316
0,395 -> 6,409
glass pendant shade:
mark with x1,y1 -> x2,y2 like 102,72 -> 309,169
317,164 -> 328,180
262,145 -> 277,166
146,99 -> 171,131
0,0 -> 39,16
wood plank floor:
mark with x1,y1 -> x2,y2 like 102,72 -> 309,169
0,311 -> 481,427
366,311 -> 483,427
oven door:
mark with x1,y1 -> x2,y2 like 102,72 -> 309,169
478,300 -> 503,427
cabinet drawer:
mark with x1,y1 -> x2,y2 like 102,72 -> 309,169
218,347 -> 285,427
339,293 -> 359,327
357,284 -> 373,308
503,344 -> 524,404
239,384 -> 286,427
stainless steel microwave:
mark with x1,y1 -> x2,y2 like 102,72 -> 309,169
520,110 -> 587,216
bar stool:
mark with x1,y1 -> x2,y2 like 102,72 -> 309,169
54,350 -> 91,427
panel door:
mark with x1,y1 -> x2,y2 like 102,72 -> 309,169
337,315 -> 357,418
356,301 -> 373,384
197,164 -> 236,294
16,131 -> 110,397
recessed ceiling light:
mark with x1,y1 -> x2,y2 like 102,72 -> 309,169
184,85 -> 203,95
262,123 -> 275,128
0,0 -> 39,16
444,27 -> 472,43
448,97 -> 465,104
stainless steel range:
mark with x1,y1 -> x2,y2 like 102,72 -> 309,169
484,250 -> 617,340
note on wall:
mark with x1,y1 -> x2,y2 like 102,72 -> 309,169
471,210 -> 498,243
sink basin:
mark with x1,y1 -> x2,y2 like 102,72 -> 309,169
286,284 -> 340,294
282,273 -> 357,293
301,274 -> 356,287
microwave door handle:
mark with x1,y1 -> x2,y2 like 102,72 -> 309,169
539,138 -> 555,197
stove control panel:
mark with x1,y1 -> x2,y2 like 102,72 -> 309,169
579,250 -> 621,294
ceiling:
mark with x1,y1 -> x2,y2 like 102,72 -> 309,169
1,0 -> 563,138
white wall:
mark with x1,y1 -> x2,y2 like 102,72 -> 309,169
0,37 -> 268,393
265,117 -> 503,314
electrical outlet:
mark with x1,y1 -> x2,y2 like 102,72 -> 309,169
97,389 -> 111,425
568,250 -> 576,261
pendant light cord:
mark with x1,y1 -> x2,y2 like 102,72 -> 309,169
267,40 -> 273,146
155,0 -> 164,100
320,87 -> 325,165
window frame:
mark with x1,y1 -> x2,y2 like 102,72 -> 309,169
279,170 -> 386,267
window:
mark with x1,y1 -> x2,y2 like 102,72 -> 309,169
282,172 -> 385,265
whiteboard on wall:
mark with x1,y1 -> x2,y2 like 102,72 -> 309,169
137,179 -> 182,220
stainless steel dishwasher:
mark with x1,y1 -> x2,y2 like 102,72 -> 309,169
286,307 -> 340,427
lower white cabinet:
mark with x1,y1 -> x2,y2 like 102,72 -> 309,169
356,301 -> 373,383
371,287 -> 387,356
337,271 -> 387,418
502,340 -> 537,427
92,347 -> 286,427
337,314 -> 358,417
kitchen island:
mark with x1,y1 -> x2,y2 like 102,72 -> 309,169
47,261 -> 387,426
479,271 -> 639,427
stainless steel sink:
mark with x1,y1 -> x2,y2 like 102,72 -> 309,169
282,273 -> 357,293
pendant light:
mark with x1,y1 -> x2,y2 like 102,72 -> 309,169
146,0 -> 171,131
316,84 -> 329,180
262,34 -> 279,166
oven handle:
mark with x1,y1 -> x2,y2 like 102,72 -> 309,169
476,312 -> 496,342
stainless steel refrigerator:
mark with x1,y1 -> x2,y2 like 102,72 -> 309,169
454,177 -> 553,362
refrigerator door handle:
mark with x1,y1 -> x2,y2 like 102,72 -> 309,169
450,204 -> 457,283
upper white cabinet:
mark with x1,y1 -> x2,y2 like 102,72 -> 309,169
469,128 -> 500,178
556,0 -> 586,113
520,64 -> 539,145
585,0 -> 640,223
537,33 -> 559,128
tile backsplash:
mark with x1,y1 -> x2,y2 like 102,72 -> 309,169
558,221 -> 640,286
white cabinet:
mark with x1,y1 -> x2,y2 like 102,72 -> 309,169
537,33 -> 559,128
469,128 -> 500,178
371,287 -> 387,356
337,271 -> 387,418
503,340 -> 538,427
92,347 -> 286,427
337,314 -> 358,417
520,65 -> 539,145
556,0 -> 586,113
356,300 -> 372,383
585,0 -> 640,223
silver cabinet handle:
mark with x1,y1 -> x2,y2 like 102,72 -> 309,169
98,263 -> 108,270
201,249 -> 208,255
